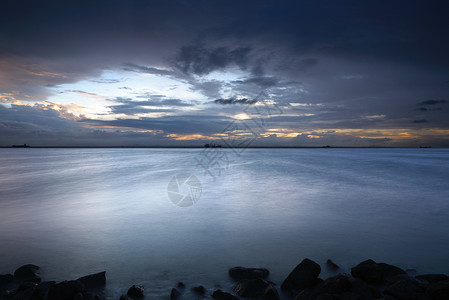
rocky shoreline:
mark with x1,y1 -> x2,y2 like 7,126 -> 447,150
1,258 -> 449,300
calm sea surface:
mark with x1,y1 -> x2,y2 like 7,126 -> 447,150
1,148 -> 448,298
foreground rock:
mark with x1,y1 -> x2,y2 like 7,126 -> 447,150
212,289 -> 239,300
281,258 -> 321,291
47,280 -> 87,300
384,277 -> 427,300
351,259 -> 384,284
127,285 -> 144,299
234,278 -> 278,299
170,287 -> 181,300
14,264 -> 41,284
416,274 -> 448,284
77,271 -> 106,290
427,280 -> 449,300
229,267 -> 269,281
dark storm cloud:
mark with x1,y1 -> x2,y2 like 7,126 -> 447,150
1,0 -> 449,146
417,100 -> 447,106
109,97 -> 194,115
122,63 -> 175,76
214,97 -> 257,105
412,119 -> 428,124
233,77 -> 279,88
173,45 -> 252,75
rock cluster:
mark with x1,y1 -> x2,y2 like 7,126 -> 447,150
1,260 -> 448,300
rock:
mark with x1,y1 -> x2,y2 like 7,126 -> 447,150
378,263 -> 406,283
350,279 -> 373,300
281,258 -> 321,291
351,260 -> 383,284
176,282 -> 185,289
191,285 -> 206,295
315,294 -> 334,300
229,267 -> 269,281
384,278 -> 426,300
415,274 -> 448,284
262,285 -> 280,300
127,285 -> 144,299
77,272 -> 106,289
211,289 -> 239,300
427,280 -> 449,300
119,295 -> 132,300
170,288 -> 181,300
326,259 -> 340,271
1,274 -> 14,286
315,274 -> 351,295
234,278 -> 271,298
47,280 -> 87,300
14,265 -> 41,284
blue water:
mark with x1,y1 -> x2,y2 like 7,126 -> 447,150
0,148 -> 448,298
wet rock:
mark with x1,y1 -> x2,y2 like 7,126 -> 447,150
234,278 -> 271,298
1,274 -> 14,286
326,259 -> 340,271
351,260 -> 383,284
427,280 -> 449,300
127,285 -> 144,299
415,274 -> 448,284
262,285 -> 280,300
378,263 -> 406,284
191,285 -> 206,295
211,289 -> 239,300
281,258 -> 321,291
14,265 -> 41,284
350,279 -> 373,300
384,278 -> 426,300
229,267 -> 269,281
315,274 -> 351,295
77,272 -> 106,290
176,282 -> 185,289
170,288 -> 181,300
119,295 -> 132,300
47,280 -> 87,300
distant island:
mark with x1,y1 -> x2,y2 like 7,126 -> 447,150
11,144 -> 30,148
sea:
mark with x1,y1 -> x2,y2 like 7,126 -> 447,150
1,148 -> 448,298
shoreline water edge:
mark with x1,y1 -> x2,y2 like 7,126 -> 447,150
1,258 -> 448,300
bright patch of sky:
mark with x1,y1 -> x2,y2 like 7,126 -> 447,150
46,69 -> 207,118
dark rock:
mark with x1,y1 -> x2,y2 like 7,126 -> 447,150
170,288 -> 181,300
326,260 -> 340,271
427,280 -> 449,300
211,289 -> 239,300
119,295 -> 132,300
351,260 -> 383,284
281,258 -> 321,291
127,285 -> 144,299
229,267 -> 269,281
384,278 -> 426,300
350,279 -> 373,300
292,288 -> 315,300
234,278 -> 271,298
1,274 -> 14,286
262,285 -> 280,300
47,280 -> 87,300
415,274 -> 448,284
176,282 -> 185,289
191,285 -> 206,295
378,263 -> 406,283
315,274 -> 351,295
14,265 -> 41,284
77,272 -> 106,289
406,269 -> 417,277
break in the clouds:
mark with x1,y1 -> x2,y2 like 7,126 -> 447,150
1,0 -> 449,147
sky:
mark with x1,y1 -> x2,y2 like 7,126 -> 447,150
0,0 -> 448,147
